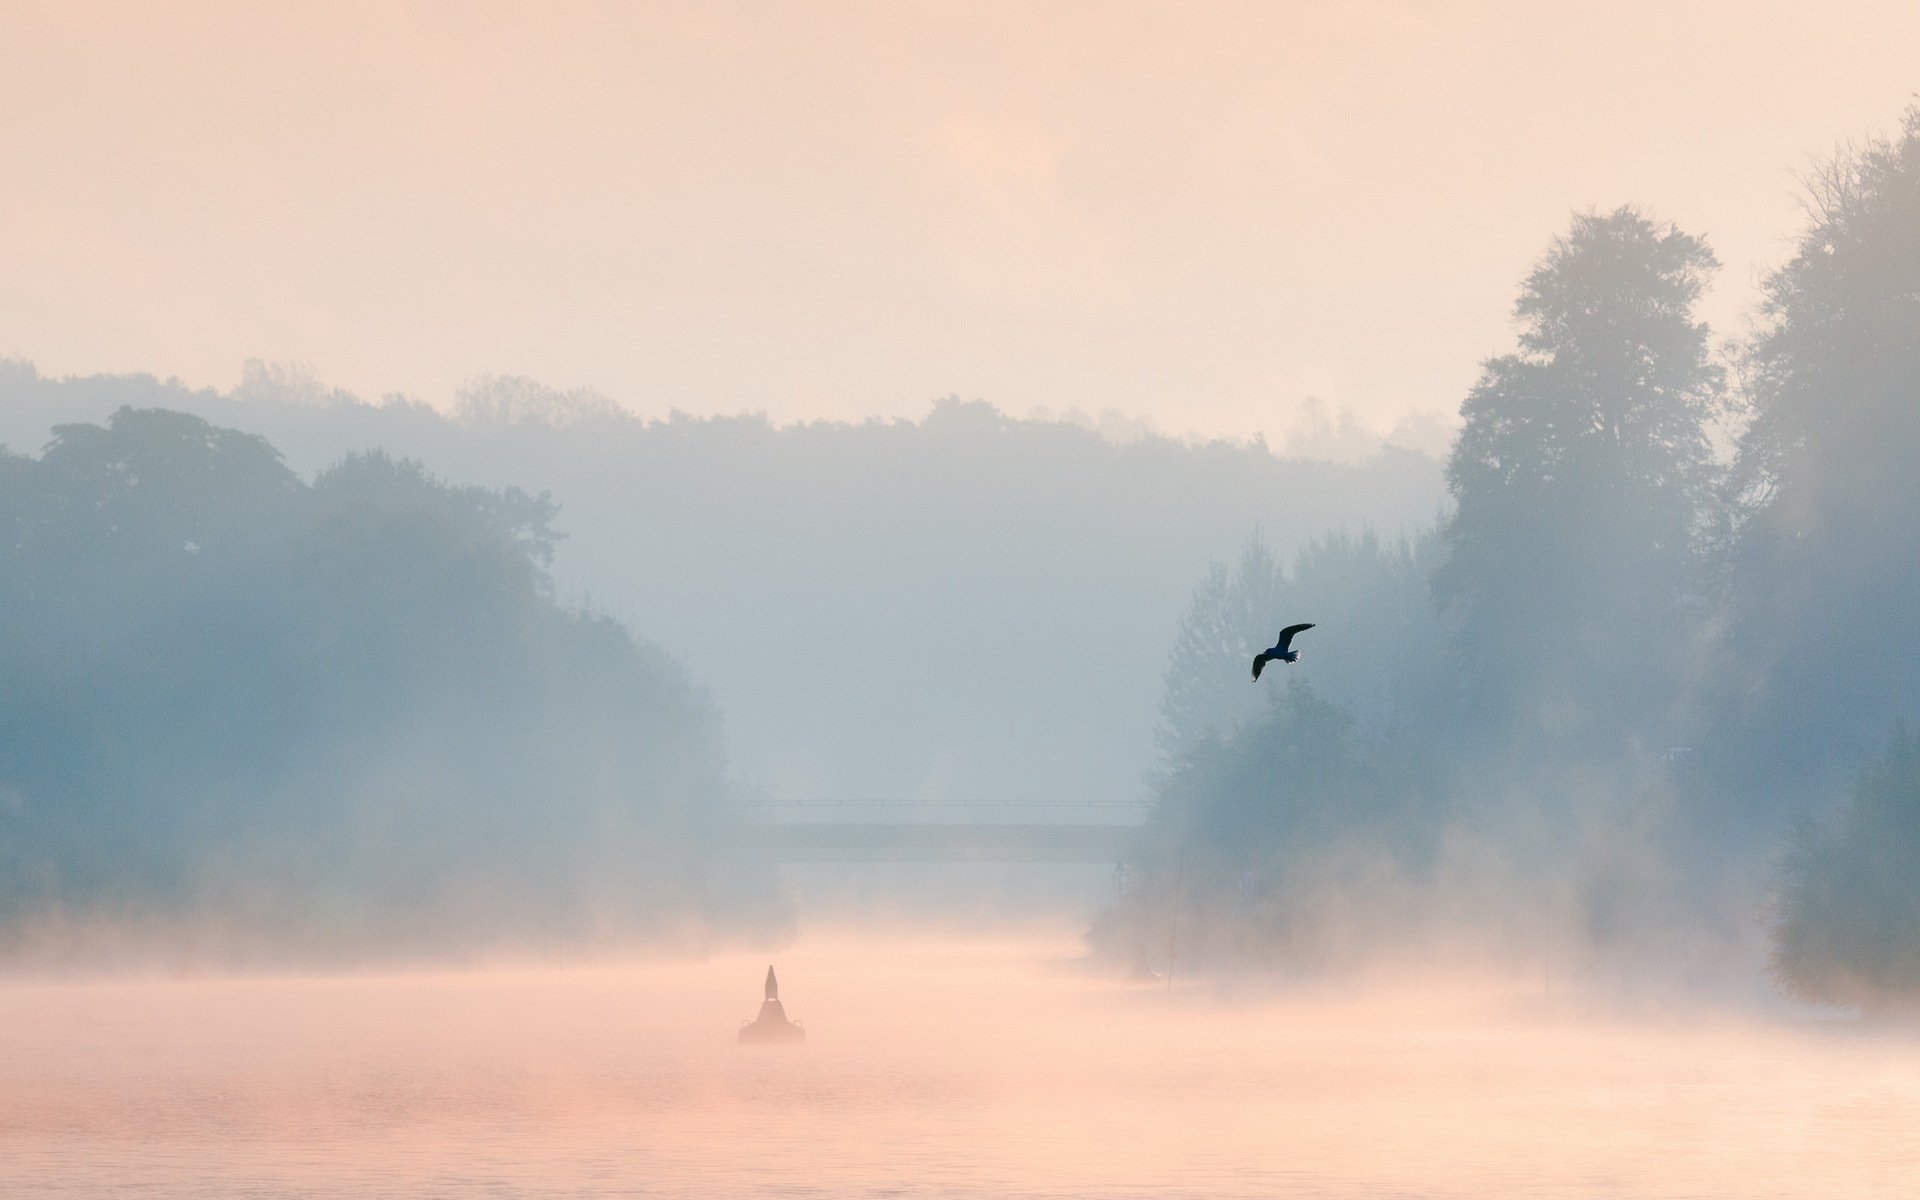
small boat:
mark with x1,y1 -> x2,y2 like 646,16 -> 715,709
738,965 -> 805,1044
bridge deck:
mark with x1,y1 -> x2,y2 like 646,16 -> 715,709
730,821 -> 1136,863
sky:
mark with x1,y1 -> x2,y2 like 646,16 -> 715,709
2,1 -> 1916,451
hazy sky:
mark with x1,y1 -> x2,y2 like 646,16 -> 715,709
3,1 -> 1915,447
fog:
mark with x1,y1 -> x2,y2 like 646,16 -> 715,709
8,10 -> 1920,1194
6,930 -> 1918,1197
0,405 -> 788,962
6,113 -> 1920,998
0,370 -> 1444,806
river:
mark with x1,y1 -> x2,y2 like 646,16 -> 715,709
4,930 -> 1916,1197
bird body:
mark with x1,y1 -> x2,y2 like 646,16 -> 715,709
1252,623 -> 1315,680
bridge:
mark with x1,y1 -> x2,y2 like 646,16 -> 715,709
730,799 -> 1149,863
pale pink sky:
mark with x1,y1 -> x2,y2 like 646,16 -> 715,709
2,1 -> 1915,449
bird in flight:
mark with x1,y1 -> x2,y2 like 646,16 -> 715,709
1252,623 -> 1315,681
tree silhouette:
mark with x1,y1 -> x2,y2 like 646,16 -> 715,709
1726,109 -> 1920,788
0,408 -> 757,956
1156,530 -> 1287,767
1436,207 -> 1724,750
1773,726 -> 1920,1009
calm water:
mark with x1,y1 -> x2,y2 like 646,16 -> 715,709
3,931 -> 1917,1197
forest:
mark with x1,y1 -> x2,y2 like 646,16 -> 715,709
0,409 -> 781,961
0,365 -> 1442,810
1100,111 -> 1920,1009
2,109 -> 1918,1004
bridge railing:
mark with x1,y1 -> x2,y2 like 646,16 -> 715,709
748,799 -> 1151,826
728,799 -> 1150,861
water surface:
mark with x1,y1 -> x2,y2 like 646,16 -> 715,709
4,932 -> 1916,1197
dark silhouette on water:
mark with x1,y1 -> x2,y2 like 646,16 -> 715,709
739,965 -> 806,1043
1251,623 -> 1315,680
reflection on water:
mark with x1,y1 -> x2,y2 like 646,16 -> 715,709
4,931 -> 1918,1197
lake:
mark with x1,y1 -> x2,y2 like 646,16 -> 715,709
4,930 -> 1916,1197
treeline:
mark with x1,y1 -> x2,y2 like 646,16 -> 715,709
1101,109 -> 1920,1007
0,409 -> 783,963
0,366 -> 1444,809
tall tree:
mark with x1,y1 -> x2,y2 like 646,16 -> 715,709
1725,109 -> 1920,785
1436,208 -> 1724,749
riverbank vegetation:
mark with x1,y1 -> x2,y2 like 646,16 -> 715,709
1101,109 -> 1920,1007
0,409 -> 785,962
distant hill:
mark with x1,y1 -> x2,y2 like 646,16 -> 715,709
1,361 -> 1446,805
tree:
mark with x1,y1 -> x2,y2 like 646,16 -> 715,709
1773,726 -> 1920,1010
1435,208 -> 1724,749
1724,109 -> 1920,786
1102,678 -> 1443,971
1116,524 -> 1450,971
0,408 -> 769,958
1157,526 -> 1443,770
1156,530 -> 1287,766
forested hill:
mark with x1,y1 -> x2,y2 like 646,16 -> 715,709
0,368 -> 1446,804
0,407 -> 777,961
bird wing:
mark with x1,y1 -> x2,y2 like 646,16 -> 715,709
1251,652 -> 1270,681
1276,623 -> 1316,653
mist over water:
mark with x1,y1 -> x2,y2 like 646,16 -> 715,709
4,928 -> 1915,1199
9,10 -> 1920,1194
